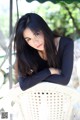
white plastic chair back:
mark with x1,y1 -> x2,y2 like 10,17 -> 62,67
15,82 -> 80,120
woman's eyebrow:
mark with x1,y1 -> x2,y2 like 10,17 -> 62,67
24,37 -> 30,39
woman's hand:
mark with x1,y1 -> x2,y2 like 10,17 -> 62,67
49,68 -> 61,75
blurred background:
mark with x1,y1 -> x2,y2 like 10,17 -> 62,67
0,0 -> 80,98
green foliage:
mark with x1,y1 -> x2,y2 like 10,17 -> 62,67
34,2 -> 80,39
26,0 -> 80,4
0,2 -> 80,40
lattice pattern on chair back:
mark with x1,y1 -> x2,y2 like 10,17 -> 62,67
16,82 -> 80,120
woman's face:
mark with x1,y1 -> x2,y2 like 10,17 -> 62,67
23,28 -> 45,51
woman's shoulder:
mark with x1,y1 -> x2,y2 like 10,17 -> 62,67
60,36 -> 74,44
54,36 -> 74,51
54,36 -> 73,46
58,36 -> 74,48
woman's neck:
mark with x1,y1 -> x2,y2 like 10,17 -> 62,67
38,50 -> 47,60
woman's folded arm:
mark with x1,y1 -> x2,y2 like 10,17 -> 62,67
18,68 -> 51,90
44,39 -> 74,85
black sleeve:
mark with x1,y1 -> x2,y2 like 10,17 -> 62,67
44,39 -> 74,85
18,68 -> 51,90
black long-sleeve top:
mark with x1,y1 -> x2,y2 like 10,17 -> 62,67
18,37 -> 74,90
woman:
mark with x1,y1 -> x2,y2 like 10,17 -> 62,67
14,13 -> 74,91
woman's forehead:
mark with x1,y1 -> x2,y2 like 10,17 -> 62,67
23,28 -> 34,38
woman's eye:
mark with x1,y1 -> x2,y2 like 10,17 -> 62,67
35,32 -> 40,36
26,38 -> 31,42
37,32 -> 40,35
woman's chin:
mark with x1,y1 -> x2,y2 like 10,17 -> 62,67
36,48 -> 44,51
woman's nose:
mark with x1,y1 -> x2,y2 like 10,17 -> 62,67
33,39 -> 39,46
33,36 -> 39,44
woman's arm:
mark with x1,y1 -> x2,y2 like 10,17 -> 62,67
44,38 -> 74,85
18,68 -> 51,90
18,67 -> 61,91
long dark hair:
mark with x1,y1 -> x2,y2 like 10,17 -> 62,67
14,13 -> 59,76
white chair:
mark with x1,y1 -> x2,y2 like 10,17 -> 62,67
13,82 -> 80,120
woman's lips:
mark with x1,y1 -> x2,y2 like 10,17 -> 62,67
37,44 -> 42,48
